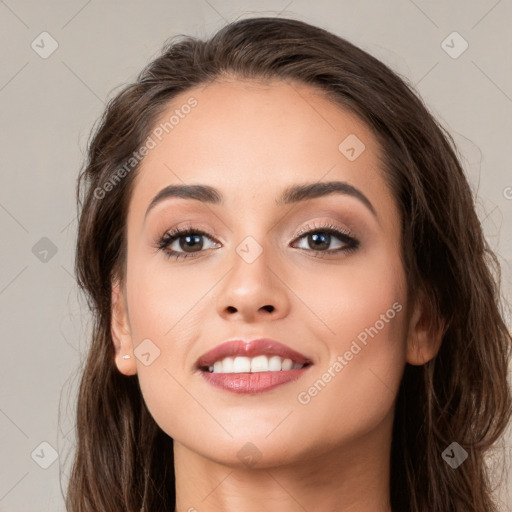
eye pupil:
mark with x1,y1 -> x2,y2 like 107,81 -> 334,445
309,232 -> 330,250
180,234 -> 203,252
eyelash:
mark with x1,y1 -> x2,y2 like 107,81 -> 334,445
156,222 -> 360,261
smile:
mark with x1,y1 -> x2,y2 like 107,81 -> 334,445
204,355 -> 307,373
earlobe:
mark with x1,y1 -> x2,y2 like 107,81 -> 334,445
406,289 -> 445,366
111,279 -> 137,376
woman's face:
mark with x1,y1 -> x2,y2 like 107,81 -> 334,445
112,78 -> 421,467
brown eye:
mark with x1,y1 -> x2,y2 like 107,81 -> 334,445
292,224 -> 359,255
304,232 -> 331,251
177,233 -> 204,252
157,228 -> 220,260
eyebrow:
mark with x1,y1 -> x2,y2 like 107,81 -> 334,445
144,180 -> 377,220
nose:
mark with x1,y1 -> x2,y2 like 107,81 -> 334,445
216,242 -> 290,323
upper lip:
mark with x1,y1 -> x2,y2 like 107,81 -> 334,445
195,338 -> 313,369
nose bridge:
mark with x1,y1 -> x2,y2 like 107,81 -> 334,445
216,231 -> 289,320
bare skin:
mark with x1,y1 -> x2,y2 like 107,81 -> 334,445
111,77 -> 443,512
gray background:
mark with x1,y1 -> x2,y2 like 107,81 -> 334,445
0,0 -> 511,510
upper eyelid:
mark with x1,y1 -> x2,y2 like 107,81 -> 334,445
165,223 -> 352,237
294,221 -> 353,238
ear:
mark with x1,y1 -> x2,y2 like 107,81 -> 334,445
406,289 -> 446,366
111,279 -> 137,376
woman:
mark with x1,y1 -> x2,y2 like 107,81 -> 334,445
66,16 -> 512,512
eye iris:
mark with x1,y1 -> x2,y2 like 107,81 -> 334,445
309,232 -> 330,250
180,234 -> 203,252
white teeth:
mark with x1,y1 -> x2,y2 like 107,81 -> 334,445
222,356 -> 234,373
207,355 -> 305,374
281,358 -> 293,371
268,355 -> 282,371
251,355 -> 269,372
233,356 -> 251,373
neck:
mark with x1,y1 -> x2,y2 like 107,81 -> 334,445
173,410 -> 394,512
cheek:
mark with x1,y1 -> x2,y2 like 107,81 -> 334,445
291,255 -> 407,444
123,254 -> 218,436
291,245 -> 406,353
125,252 -> 209,343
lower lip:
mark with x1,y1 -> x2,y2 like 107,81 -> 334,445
200,367 -> 311,394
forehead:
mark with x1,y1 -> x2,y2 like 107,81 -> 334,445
129,78 -> 394,221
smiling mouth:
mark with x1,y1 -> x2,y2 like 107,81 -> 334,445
200,355 -> 313,374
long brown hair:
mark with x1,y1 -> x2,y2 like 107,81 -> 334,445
65,16 -> 512,512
